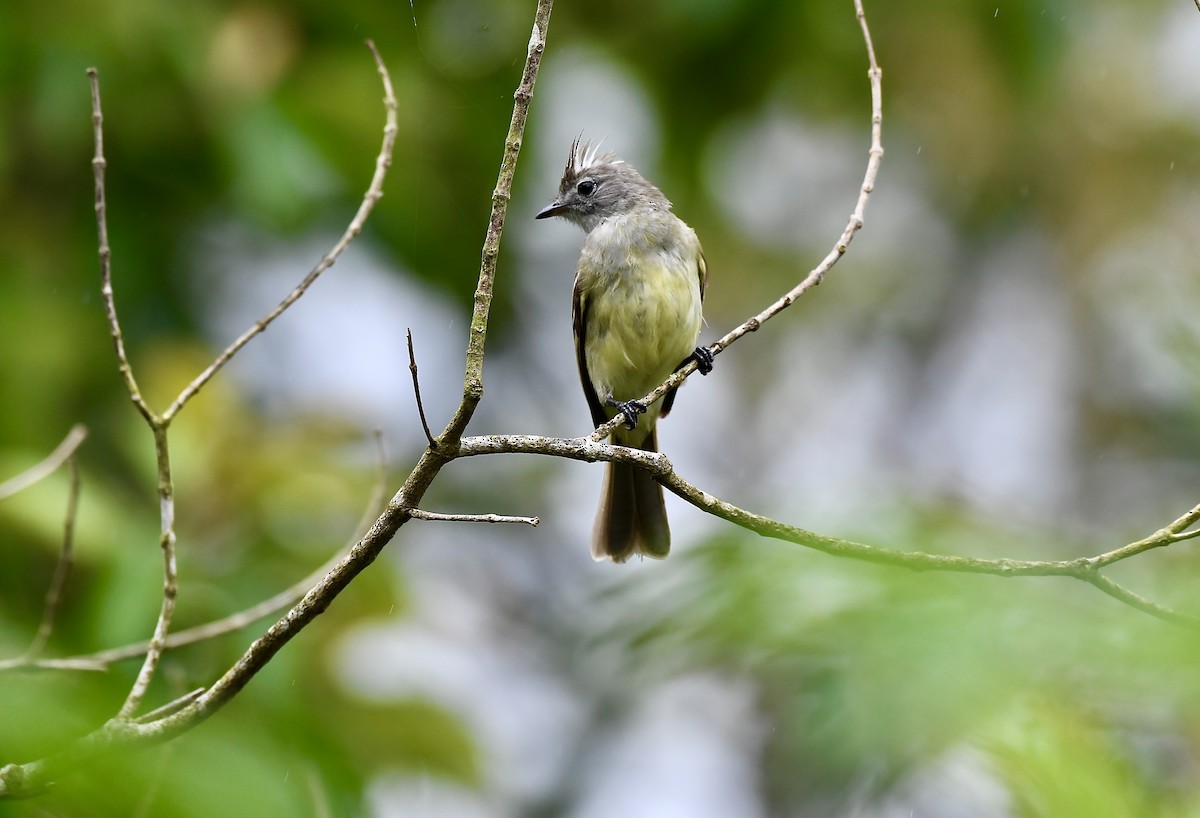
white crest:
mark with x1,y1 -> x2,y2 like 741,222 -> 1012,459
566,135 -> 622,177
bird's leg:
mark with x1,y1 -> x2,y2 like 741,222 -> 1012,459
606,397 -> 646,430
691,346 -> 714,375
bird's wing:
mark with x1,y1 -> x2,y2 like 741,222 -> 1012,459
660,245 -> 708,419
573,276 -> 608,428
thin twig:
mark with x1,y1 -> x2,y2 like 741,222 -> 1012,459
0,431 -> 392,674
88,67 -> 179,720
23,453 -> 83,659
1167,502 -> 1200,536
161,40 -> 399,424
116,425 -> 178,720
134,688 -> 206,724
440,2 -> 553,444
1083,572 -> 1195,627
407,508 -> 539,526
1170,528 -> 1200,544
1,0 -> 563,792
97,41 -> 397,721
0,424 -> 88,501
589,0 -> 883,442
1088,501 -> 1200,568
1,0 -> 549,695
88,70 -> 154,426
120,0 -> 552,749
407,328 -> 438,449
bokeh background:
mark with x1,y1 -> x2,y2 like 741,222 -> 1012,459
3,0 -> 1200,815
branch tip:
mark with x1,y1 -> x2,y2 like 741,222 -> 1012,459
407,329 -> 438,450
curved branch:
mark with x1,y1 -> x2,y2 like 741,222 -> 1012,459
0,3 -> 556,800
0,433 -> 392,675
0,424 -> 88,501
591,0 -> 883,442
453,433 -> 1200,627
162,41 -> 398,424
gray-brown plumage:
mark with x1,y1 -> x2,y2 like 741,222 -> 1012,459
536,138 -> 710,562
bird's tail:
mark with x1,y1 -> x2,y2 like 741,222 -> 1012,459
591,428 -> 669,563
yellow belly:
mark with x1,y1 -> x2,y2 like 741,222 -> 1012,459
583,257 -> 703,442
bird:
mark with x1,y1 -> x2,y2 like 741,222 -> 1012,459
536,137 -> 712,563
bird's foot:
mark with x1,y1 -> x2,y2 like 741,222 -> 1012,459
607,398 -> 646,430
691,346 -> 714,375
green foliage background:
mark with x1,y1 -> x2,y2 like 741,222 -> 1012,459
2,0 -> 1200,815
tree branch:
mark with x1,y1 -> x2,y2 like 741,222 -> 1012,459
0,4 -> 555,798
453,433 -> 1199,626
407,328 -> 438,449
7,0 -> 1189,805
21,451 -> 82,659
88,68 -> 180,720
407,508 -> 540,526
0,424 -> 87,501
0,432 -> 391,674
591,0 -> 883,442
161,40 -> 398,424
440,1 -> 552,445
89,69 -> 153,427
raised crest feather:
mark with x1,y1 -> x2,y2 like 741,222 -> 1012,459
564,135 -> 622,180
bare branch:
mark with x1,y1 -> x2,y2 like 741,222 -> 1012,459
85,42 -> 398,721
1088,501 -> 1200,568
0,657 -> 109,673
407,328 -> 438,449
108,0 -> 552,752
116,424 -> 178,720
22,452 -> 83,659
407,508 -> 540,526
88,70 -> 155,426
1167,502 -> 1200,541
453,433 -> 1200,627
161,40 -> 399,424
0,13 -> 552,781
0,424 -> 87,501
0,431 -> 392,674
134,688 -> 206,724
590,0 -> 883,442
1082,572 -> 1197,628
24,0 -> 1190,804
441,0 -> 554,444
88,66 -> 179,719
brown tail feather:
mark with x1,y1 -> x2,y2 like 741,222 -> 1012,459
591,429 -> 670,563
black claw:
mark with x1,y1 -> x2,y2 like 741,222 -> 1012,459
692,346 -> 714,375
608,398 -> 646,430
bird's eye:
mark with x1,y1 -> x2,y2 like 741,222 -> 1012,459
576,180 -> 596,196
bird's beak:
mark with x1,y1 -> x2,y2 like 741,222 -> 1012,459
535,200 -> 567,220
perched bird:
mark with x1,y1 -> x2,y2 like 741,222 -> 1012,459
536,138 -> 712,563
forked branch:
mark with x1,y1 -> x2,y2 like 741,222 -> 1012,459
0,3 -> 554,799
